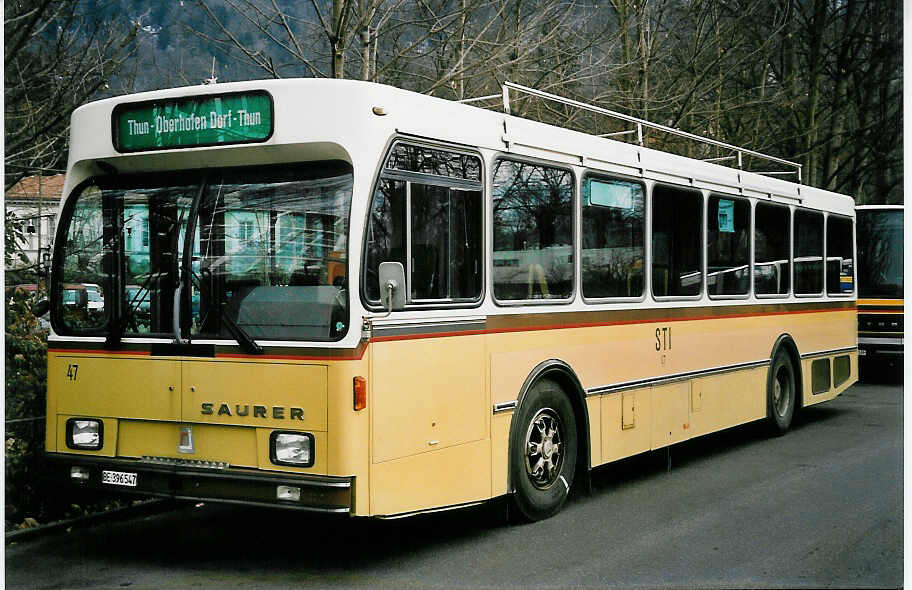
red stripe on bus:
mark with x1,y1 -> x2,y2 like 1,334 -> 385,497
48,348 -> 151,356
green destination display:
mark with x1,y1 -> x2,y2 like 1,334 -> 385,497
114,91 -> 273,152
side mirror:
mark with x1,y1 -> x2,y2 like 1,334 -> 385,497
33,299 -> 50,317
378,262 -> 406,311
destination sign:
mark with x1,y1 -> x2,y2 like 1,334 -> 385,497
113,91 -> 273,152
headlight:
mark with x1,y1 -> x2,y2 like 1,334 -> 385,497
270,431 -> 314,467
66,418 -> 103,450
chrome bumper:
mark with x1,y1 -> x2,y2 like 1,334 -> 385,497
44,453 -> 353,514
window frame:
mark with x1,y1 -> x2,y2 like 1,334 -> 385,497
706,192 -> 752,301
825,212 -> 855,298
50,176 -> 114,337
579,171 -> 647,304
793,207 -> 826,298
489,154 -> 577,307
650,182 -> 705,302
753,200 -> 792,299
360,137 -> 486,311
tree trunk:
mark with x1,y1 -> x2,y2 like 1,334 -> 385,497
456,0 -> 467,99
637,2 -> 649,127
332,0 -> 346,78
803,0 -> 828,187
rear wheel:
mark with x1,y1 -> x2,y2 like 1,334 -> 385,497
767,349 -> 797,433
510,378 -> 577,522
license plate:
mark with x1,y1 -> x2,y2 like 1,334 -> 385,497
102,470 -> 137,487
858,349 -> 866,356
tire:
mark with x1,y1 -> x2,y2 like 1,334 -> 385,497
767,349 -> 797,434
509,378 -> 577,522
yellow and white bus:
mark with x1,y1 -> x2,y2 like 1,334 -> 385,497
855,205 -> 903,369
45,79 -> 857,521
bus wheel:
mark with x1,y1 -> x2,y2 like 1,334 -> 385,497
510,379 -> 577,522
767,349 -> 797,433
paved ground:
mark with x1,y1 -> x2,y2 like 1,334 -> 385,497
6,378 -> 903,589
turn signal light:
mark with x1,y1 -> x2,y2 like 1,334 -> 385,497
353,376 -> 367,411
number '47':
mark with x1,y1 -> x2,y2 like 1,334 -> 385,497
66,364 -> 79,381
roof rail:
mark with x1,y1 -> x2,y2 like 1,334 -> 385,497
468,81 -> 803,184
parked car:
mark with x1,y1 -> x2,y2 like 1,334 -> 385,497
83,283 -> 104,312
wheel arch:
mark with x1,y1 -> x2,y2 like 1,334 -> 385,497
507,359 -> 591,495
769,334 -> 804,411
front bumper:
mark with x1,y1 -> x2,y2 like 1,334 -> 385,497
858,336 -> 904,358
44,453 -> 353,514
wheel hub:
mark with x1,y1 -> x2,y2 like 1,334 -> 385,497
774,366 -> 790,416
524,408 -> 563,490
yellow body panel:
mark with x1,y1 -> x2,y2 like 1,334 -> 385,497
586,397 -> 601,466
688,369 -> 766,437
370,335 -> 487,463
52,355 -> 180,421
491,413 -> 511,496
650,382 -> 692,448
368,334 -> 489,514
488,310 -> 855,411
601,388 -> 652,464
370,439 -> 490,516
181,360 -> 327,430
118,421 -> 259,467
325,359 -> 372,515
801,352 -> 858,407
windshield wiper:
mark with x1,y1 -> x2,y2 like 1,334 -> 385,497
180,178 -> 262,355
189,268 -> 263,355
219,304 -> 264,355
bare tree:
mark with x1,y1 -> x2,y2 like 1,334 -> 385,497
194,0 -> 409,80
183,0 -> 899,202
4,0 -> 138,190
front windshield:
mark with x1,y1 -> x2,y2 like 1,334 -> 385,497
189,163 -> 353,341
52,161 -> 353,343
857,209 -> 903,298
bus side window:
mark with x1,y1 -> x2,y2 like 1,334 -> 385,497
581,176 -> 645,299
707,194 -> 750,296
754,202 -> 791,296
794,209 -> 824,295
826,215 -> 854,295
409,184 -> 482,301
364,143 -> 483,305
651,185 -> 703,297
365,179 -> 408,302
492,159 -> 574,301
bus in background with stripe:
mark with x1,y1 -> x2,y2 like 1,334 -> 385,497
44,79 -> 857,522
856,205 -> 903,376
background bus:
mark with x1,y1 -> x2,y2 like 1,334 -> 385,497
856,205 -> 903,376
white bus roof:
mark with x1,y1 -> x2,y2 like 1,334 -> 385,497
66,78 -> 855,216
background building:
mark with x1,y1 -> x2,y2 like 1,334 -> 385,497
6,174 -> 65,270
